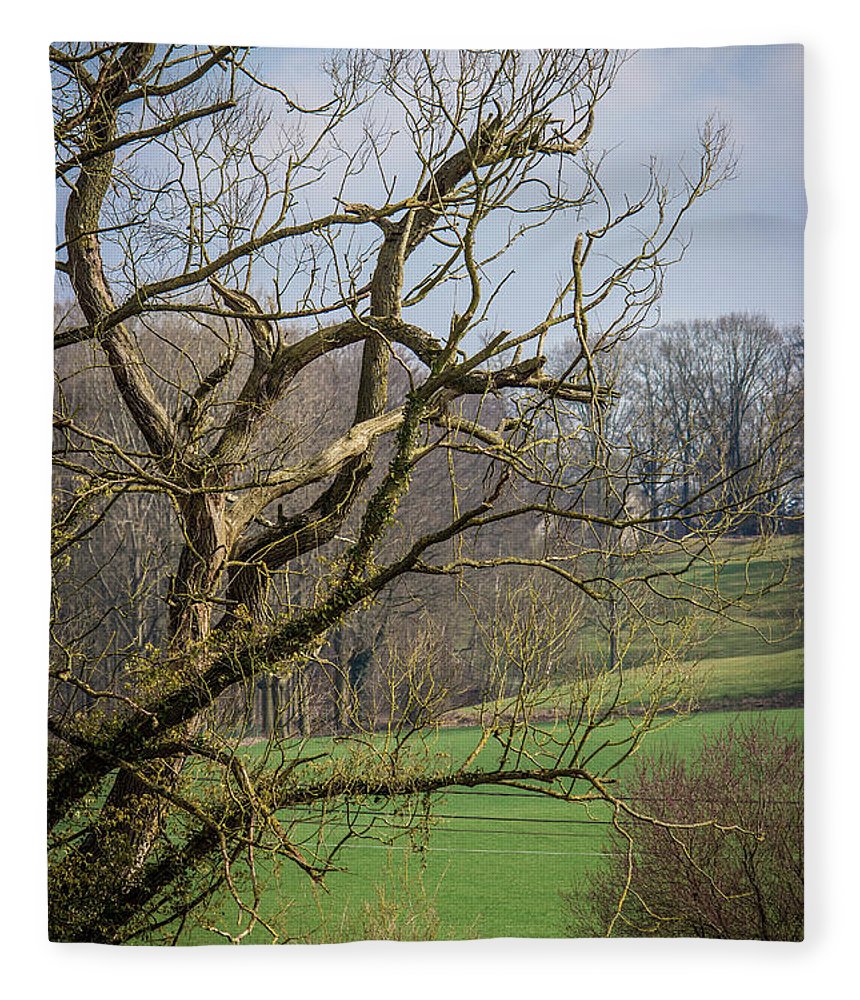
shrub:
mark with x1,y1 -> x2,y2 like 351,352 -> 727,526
563,719 -> 803,940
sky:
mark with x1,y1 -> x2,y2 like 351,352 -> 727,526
251,45 -> 804,335
52,45 -> 805,339
599,45 -> 804,325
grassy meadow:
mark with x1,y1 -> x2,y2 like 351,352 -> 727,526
174,536 -> 803,944
179,709 -> 802,943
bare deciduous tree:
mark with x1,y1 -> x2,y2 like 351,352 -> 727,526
49,44 -> 796,943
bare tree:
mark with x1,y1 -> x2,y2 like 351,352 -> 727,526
49,44 -> 792,944
621,315 -> 803,534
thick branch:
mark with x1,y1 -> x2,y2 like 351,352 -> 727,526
226,406 -> 406,537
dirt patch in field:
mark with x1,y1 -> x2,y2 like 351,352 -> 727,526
695,690 -> 803,713
438,690 -> 803,728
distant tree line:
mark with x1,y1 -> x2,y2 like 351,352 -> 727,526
618,314 -> 803,536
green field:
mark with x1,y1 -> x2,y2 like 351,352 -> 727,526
173,537 -> 803,944
445,536 -> 803,724
178,708 -> 802,944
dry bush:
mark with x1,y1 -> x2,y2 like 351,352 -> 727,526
563,720 -> 803,940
